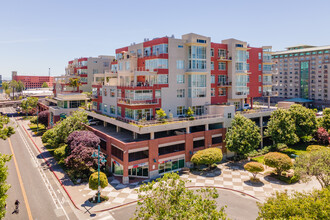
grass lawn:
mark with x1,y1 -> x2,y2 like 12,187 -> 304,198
280,142 -> 310,158
251,155 -> 264,164
29,123 -> 46,136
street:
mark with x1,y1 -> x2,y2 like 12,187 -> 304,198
0,107 -> 79,220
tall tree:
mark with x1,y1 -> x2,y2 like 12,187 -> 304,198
319,108 -> 330,131
0,115 -> 15,140
41,82 -> 49,88
133,173 -> 228,219
2,82 -> 9,91
16,80 -> 25,92
289,104 -> 317,141
225,114 -> 261,157
0,154 -> 12,219
265,108 -> 299,145
294,148 -> 330,188
69,78 -> 81,92
9,80 -> 18,99
21,97 -> 38,115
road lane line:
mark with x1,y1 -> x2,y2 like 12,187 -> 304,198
8,137 -> 33,220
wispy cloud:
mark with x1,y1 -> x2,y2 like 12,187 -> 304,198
0,38 -> 56,44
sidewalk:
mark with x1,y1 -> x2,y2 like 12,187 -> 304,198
19,118 -> 322,213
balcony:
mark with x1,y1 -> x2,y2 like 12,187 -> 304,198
217,82 -> 232,87
117,98 -> 160,106
262,81 -> 273,85
263,91 -> 276,96
217,56 -> 232,62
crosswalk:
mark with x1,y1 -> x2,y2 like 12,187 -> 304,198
0,106 -> 16,114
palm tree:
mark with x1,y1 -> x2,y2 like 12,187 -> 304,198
10,80 -> 18,99
69,78 -> 81,92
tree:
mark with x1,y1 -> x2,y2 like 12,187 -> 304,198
319,108 -> 330,131
9,80 -> 18,99
316,127 -> 330,145
244,162 -> 264,180
294,148 -> 330,188
225,114 -> 261,157
265,108 -> 299,145
38,110 -> 49,127
0,115 -> 15,140
257,188 -> 330,220
0,154 -> 12,219
191,147 -> 223,169
2,82 -> 9,91
41,82 -> 49,88
16,80 -> 25,92
69,78 -> 81,92
186,107 -> 194,117
289,104 -> 317,141
21,97 -> 38,115
41,110 -> 88,148
89,172 -> 108,190
156,108 -> 166,122
264,152 -> 293,176
67,130 -> 100,149
133,173 -> 228,220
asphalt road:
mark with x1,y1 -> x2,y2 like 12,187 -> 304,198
109,189 -> 259,220
0,107 -> 79,220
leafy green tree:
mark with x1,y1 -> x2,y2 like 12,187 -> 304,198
0,153 -> 12,219
21,97 -> 38,115
0,115 -> 15,140
244,162 -> 264,180
133,173 -> 228,220
16,80 -> 25,92
319,108 -> 330,131
191,147 -> 223,169
186,107 -> 194,117
69,78 -> 81,92
265,108 -> 299,145
2,82 -> 9,91
41,82 -> 49,88
289,104 -> 317,141
257,188 -> 330,220
264,152 -> 293,176
294,148 -> 330,188
225,114 -> 261,157
89,172 -> 108,190
41,111 -> 88,148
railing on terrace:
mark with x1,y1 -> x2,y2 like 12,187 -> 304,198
217,82 -> 232,86
117,98 -> 159,106
238,108 -> 276,115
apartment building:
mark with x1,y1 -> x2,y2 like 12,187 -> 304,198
71,33 -> 274,184
12,71 -> 54,89
272,45 -> 330,107
53,55 -> 114,96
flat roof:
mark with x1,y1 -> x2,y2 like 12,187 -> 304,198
273,45 -> 330,55
284,98 -> 313,103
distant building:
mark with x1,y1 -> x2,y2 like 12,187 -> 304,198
272,45 -> 330,108
12,71 -> 54,89
0,75 -> 2,93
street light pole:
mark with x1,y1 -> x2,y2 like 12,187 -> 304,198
92,145 -> 107,203
37,106 -> 39,134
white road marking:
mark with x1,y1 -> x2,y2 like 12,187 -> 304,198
13,118 -> 70,220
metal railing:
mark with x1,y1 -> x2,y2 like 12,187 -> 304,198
117,98 -> 159,106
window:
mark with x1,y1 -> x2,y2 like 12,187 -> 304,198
177,74 -> 185,84
211,75 -> 215,84
110,89 -> 115,97
177,89 -> 185,98
211,88 -> 215,97
117,106 -> 121,116
188,46 -> 207,70
110,105 -> 116,114
103,104 -> 107,112
155,90 -> 161,98
210,48 -> 214,57
93,69 -> 98,74
247,63 -> 250,71
258,64 -> 262,71
103,88 -> 107,96
177,106 -> 184,115
176,60 -> 184,69
218,62 -> 226,70
259,75 -> 261,82
158,157 -> 185,174
188,74 -> 206,98
218,75 -> 227,85
197,39 -> 206,43
258,52 -> 262,59
218,49 -> 226,58
152,44 -> 168,55
125,61 -> 130,70
212,136 -> 222,145
157,75 -> 168,84
111,145 -> 123,161
259,86 -> 262,93
117,89 -> 122,98
218,88 -> 226,96
228,113 -> 232,118
146,59 -> 168,71
211,61 -> 214,70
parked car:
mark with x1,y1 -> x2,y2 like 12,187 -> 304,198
243,103 -> 250,110
88,119 -> 101,125
316,111 -> 323,116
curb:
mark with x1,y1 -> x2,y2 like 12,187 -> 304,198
21,122 -> 81,211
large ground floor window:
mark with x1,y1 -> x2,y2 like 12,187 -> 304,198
112,160 -> 123,175
158,157 -> 185,174
128,163 -> 148,177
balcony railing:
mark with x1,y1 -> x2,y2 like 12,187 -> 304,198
117,98 -> 159,106
217,82 -> 232,87
262,81 -> 273,85
217,56 -> 232,61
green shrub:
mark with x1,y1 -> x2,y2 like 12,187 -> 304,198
30,116 -> 38,124
54,144 -> 67,165
275,143 -> 287,150
41,129 -> 56,145
264,152 -> 293,176
306,145 -> 327,152
278,175 -> 300,184
244,162 -> 264,180
89,172 -> 108,190
191,148 -> 223,169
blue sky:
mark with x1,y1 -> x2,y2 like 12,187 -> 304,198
1,0 -> 330,80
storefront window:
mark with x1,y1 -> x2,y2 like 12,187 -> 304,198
128,164 -> 148,177
113,161 -> 123,175
158,157 -> 185,174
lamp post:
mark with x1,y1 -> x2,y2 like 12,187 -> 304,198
36,106 -> 39,134
91,145 -> 107,203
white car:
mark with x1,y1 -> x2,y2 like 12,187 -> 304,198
88,119 -> 100,125
316,111 -> 323,116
